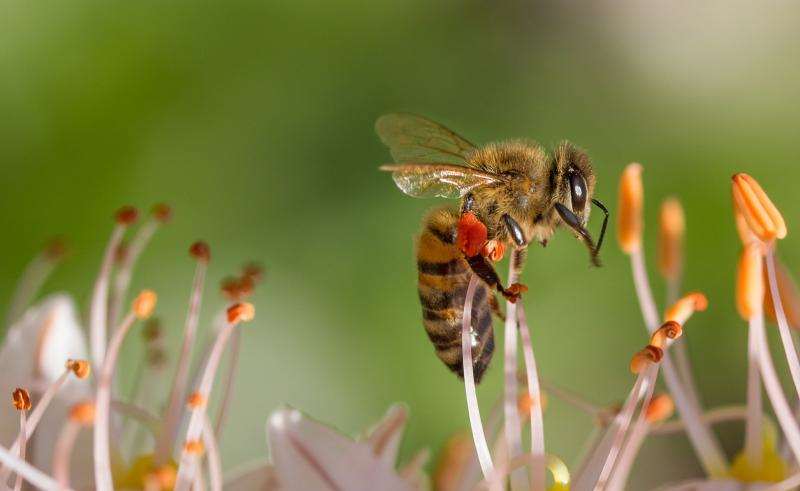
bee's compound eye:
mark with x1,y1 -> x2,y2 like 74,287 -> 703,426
570,172 -> 587,213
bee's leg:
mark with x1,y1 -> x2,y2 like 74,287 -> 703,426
465,253 -> 527,303
489,294 -> 506,321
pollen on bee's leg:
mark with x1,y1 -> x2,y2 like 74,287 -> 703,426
732,173 -> 786,243
482,240 -> 506,262
457,212 -> 488,257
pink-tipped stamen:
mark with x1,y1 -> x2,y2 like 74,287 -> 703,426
5,244 -> 61,327
0,443 -> 62,491
155,257 -> 208,464
745,315 -> 764,469
605,416 -> 648,491
765,250 -> 800,400
203,414 -> 223,491
173,304 -> 251,491
516,304 -> 546,491
214,327 -> 241,438
628,252 -> 727,477
0,370 -> 71,483
461,276 -> 494,479
90,223 -> 128,367
12,410 -> 27,491
108,216 -> 160,328
595,365 -> 656,491
502,252 -> 526,491
752,310 -> 800,464
94,311 -> 139,491
53,421 -> 82,489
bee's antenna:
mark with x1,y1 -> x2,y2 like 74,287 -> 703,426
591,198 -> 609,256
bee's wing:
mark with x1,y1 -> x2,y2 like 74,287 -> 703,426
375,113 -> 477,164
380,163 -> 502,199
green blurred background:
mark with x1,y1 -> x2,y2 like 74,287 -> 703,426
2,1 -> 800,487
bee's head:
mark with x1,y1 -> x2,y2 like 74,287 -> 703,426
551,142 -> 607,267
552,142 -> 595,225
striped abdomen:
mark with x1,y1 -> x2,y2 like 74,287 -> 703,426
416,207 -> 495,383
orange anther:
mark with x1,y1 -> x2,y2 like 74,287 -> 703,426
617,163 -> 644,254
227,302 -> 255,324
66,359 -> 91,379
133,290 -> 158,320
665,292 -> 708,325
12,388 -> 31,411
189,241 -> 211,262
732,173 -> 786,243
70,401 -> 96,425
658,198 -> 684,280
645,394 -> 675,423
115,206 -> 139,225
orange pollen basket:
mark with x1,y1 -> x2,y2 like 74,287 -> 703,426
456,212 -> 488,257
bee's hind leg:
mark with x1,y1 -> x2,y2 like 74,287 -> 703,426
465,253 -> 527,303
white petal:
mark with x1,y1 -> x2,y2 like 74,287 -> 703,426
267,408 -> 415,491
363,404 -> 408,468
223,461 -> 280,490
0,294 -> 90,472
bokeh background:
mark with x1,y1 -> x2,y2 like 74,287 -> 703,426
2,1 -> 800,488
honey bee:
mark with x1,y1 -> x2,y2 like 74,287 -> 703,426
377,113 -> 609,383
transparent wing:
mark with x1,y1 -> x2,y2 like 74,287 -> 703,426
380,163 -> 501,199
375,113 -> 477,164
